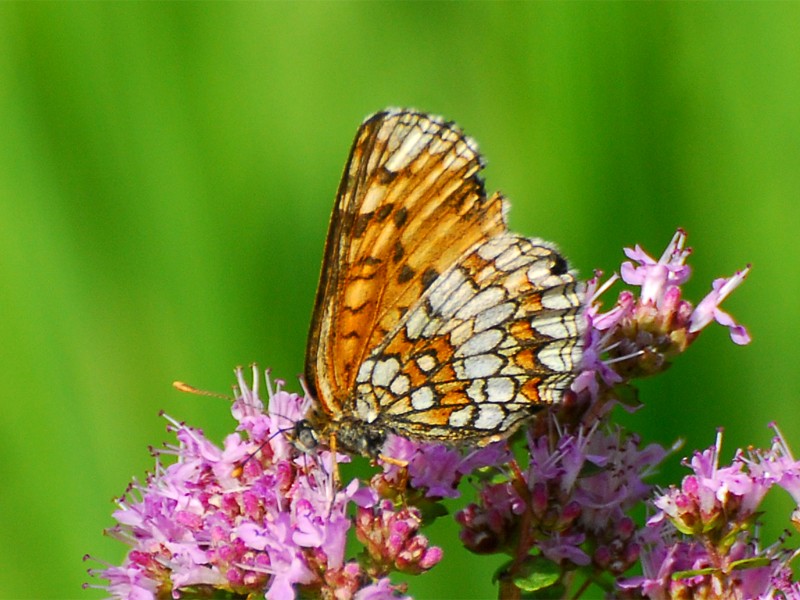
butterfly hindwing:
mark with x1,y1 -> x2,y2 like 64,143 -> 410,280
353,233 -> 584,444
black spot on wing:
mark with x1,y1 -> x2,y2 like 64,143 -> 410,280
550,254 -> 568,276
421,267 -> 439,290
394,207 -> 408,228
379,167 -> 398,184
353,213 -> 372,238
398,264 -> 416,284
376,203 -> 393,222
393,241 -> 404,263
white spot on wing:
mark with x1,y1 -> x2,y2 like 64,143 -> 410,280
467,379 -> 486,402
355,393 -> 379,423
542,286 -> 579,310
456,286 -> 506,320
498,252 -> 529,272
474,404 -> 504,430
530,314 -> 572,339
390,375 -> 411,396
360,185 -> 386,214
474,302 -> 515,332
494,244 -> 524,272
372,358 -> 400,387
526,260 -> 553,282
416,354 -> 437,372
449,405 -> 474,427
449,321 -> 474,347
456,329 -> 503,357
486,377 -> 515,403
463,354 -> 503,378
405,306 -> 429,340
476,235 -> 514,261
356,359 -> 375,383
439,276 -> 477,317
411,386 -> 435,410
428,269 -> 467,314
385,128 -> 429,172
537,339 -> 579,372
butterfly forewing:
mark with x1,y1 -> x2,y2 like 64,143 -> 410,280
306,110 -> 506,418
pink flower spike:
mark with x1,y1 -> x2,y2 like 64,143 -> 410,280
658,228 -> 690,265
688,265 -> 752,343
620,230 -> 692,306
92,367 -> 410,599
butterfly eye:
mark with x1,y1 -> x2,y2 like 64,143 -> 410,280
291,419 -> 320,453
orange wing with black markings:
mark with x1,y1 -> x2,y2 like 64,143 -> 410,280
304,109 -> 584,455
306,110 -> 506,417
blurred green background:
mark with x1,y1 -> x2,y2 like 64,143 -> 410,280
1,3 -> 799,598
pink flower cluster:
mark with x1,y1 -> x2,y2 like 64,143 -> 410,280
581,229 -> 749,396
456,425 -> 665,581
619,427 -> 800,599
86,368 -> 440,599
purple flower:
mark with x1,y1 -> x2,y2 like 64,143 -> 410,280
743,423 -> 800,533
356,500 -> 443,576
649,430 -> 771,537
689,267 -> 752,344
457,421 -> 664,577
355,577 -> 411,600
456,482 -> 526,555
88,367 -> 427,599
377,434 -> 510,499
619,527 -> 796,599
580,229 -> 750,399
620,229 -> 692,304
90,229 -> 761,599
621,427 -> 800,598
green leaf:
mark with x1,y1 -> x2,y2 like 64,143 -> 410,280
729,556 -> 772,570
672,567 -> 718,579
512,556 -> 561,592
417,499 -> 450,523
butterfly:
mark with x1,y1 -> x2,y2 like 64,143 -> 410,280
294,109 -> 584,459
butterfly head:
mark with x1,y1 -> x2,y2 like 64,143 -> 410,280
333,416 -> 388,459
290,413 -> 388,459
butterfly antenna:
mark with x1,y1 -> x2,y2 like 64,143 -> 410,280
235,422 -> 302,476
269,410 -> 301,428
378,453 -> 409,469
172,381 -> 232,401
175,377 -> 280,420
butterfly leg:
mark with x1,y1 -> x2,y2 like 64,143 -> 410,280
329,432 -> 341,485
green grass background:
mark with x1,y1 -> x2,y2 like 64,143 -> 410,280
1,3 -> 799,598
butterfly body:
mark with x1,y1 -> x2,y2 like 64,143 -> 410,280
303,109 -> 584,458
